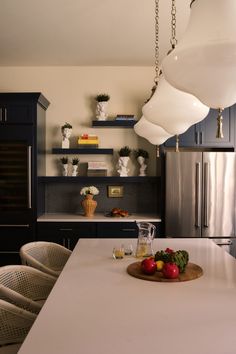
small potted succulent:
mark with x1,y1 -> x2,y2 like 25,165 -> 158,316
72,157 -> 80,177
134,149 -> 149,176
60,156 -> 69,176
117,146 -> 131,177
61,122 -> 72,149
95,93 -> 110,121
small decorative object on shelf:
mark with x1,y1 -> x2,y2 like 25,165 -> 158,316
60,156 -> 69,176
117,146 -> 131,177
72,157 -> 79,176
61,122 -> 72,149
134,149 -> 149,176
80,186 -> 99,217
78,134 -> 99,148
95,93 -> 110,121
115,114 -> 136,121
87,161 -> 107,176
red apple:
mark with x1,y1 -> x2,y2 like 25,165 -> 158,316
162,263 -> 179,279
141,258 -> 157,275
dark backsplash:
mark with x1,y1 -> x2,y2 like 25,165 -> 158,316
44,182 -> 160,215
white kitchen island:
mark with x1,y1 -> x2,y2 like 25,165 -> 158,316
19,238 -> 236,354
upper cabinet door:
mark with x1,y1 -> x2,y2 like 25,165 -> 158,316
198,107 -> 234,147
164,106 -> 235,148
0,103 -> 33,124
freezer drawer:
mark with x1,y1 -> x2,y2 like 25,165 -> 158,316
211,238 -> 236,258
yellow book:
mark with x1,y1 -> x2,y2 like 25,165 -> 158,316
78,139 -> 99,144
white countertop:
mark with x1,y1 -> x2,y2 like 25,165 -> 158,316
37,213 -> 161,222
19,238 -> 236,354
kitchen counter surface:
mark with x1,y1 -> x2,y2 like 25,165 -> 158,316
19,238 -> 236,354
37,212 -> 161,222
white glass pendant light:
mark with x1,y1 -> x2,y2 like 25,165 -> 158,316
162,0 -> 236,110
134,116 -> 172,145
134,116 -> 172,156
143,0 -> 209,136
143,74 -> 209,135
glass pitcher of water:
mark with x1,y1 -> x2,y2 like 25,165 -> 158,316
135,222 -> 156,258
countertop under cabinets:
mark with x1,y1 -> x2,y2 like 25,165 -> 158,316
37,213 -> 161,223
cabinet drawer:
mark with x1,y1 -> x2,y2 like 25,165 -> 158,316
96,222 -> 138,238
0,226 -> 33,251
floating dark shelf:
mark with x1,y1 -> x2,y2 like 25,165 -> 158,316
38,176 -> 159,183
52,148 -> 113,155
92,120 -> 136,127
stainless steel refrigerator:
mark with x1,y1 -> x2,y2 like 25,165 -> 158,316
165,151 -> 236,257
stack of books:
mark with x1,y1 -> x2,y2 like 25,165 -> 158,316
87,161 -> 107,176
115,114 -> 136,121
78,134 -> 99,148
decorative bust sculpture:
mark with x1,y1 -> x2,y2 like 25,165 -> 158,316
61,122 -> 72,149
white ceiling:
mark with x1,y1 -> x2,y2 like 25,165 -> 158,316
0,0 -> 191,66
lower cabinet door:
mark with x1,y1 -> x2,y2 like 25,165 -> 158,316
37,222 -> 97,250
0,226 -> 34,266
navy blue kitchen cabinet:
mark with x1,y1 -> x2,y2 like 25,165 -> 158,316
0,93 -> 50,265
165,106 -> 235,148
37,222 -> 97,250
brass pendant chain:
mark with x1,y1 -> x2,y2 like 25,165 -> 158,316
154,0 -> 160,87
170,0 -> 177,49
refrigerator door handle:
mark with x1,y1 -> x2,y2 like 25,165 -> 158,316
204,162 -> 209,227
195,162 -> 201,227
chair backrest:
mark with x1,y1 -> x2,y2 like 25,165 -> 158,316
20,241 -> 72,277
0,299 -> 36,346
0,265 -> 56,314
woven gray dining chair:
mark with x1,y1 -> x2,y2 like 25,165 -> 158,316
0,265 -> 56,314
20,241 -> 72,278
0,299 -> 37,354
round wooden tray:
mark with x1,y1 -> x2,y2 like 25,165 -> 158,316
127,261 -> 203,282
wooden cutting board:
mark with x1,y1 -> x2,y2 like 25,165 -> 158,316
127,261 -> 203,282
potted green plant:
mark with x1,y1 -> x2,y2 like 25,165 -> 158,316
134,149 -> 149,176
60,157 -> 69,176
95,94 -> 110,121
117,146 -> 131,177
61,122 -> 72,149
95,94 -> 110,102
72,157 -> 80,177
134,148 -> 149,159
118,146 -> 131,157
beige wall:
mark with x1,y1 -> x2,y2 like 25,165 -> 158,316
0,66 -> 159,176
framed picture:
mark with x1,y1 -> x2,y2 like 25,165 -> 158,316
107,186 -> 124,198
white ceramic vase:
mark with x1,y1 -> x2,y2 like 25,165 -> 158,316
117,156 -> 130,177
96,101 -> 108,121
137,156 -> 147,176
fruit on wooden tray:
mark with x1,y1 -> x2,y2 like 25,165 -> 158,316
141,258 -> 157,275
154,248 -> 189,273
162,263 -> 179,279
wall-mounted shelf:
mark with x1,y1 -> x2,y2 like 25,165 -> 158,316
52,148 -> 113,155
38,176 -> 159,183
92,120 -> 136,128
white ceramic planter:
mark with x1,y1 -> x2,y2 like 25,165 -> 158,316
61,128 -> 72,148
72,165 -> 78,177
117,156 -> 130,177
62,164 -> 69,176
96,101 -> 108,121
